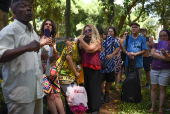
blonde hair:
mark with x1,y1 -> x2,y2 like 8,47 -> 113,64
81,24 -> 102,44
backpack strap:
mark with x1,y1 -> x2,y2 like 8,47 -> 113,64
125,35 -> 129,49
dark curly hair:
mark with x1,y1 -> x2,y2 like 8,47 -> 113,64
40,19 -> 56,41
107,26 -> 117,38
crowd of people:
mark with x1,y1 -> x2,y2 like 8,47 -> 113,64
0,0 -> 170,114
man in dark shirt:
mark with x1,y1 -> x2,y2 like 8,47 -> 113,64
140,27 -> 151,89
0,0 -> 12,30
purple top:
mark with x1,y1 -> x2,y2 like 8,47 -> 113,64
151,43 -> 170,70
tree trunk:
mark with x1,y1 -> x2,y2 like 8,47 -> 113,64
107,0 -> 114,26
117,0 -> 140,34
65,0 -> 71,38
32,0 -> 37,32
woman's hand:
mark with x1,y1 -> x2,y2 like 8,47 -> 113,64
161,48 -> 166,55
49,36 -> 53,47
79,35 -> 85,41
48,55 -> 55,63
75,71 -> 80,79
105,54 -> 113,60
40,36 -> 52,47
66,41 -> 73,52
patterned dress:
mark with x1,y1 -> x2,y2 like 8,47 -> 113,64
56,41 -> 80,84
113,37 -> 121,73
42,45 -> 61,95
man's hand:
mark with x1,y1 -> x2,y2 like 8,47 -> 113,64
127,52 -> 135,59
26,40 -> 40,53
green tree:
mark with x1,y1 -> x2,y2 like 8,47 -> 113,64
146,0 -> 170,29
65,0 -> 71,38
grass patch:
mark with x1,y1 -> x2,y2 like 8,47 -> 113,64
115,69 -> 170,114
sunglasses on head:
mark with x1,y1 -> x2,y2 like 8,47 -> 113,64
84,29 -> 92,34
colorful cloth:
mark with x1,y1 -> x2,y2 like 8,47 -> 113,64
56,41 -> 80,84
100,36 -> 120,73
42,61 -> 60,95
56,41 -> 66,55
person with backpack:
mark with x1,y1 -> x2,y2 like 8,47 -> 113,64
149,29 -> 170,114
122,22 -> 148,84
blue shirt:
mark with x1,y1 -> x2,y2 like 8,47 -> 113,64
100,36 -> 120,73
123,35 -> 148,68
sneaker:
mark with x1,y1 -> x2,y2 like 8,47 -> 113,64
101,93 -> 104,104
145,83 -> 150,89
119,80 -> 122,84
104,92 -> 110,103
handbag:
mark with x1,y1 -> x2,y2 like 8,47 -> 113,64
101,36 -> 107,70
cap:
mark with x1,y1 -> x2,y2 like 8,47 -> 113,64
140,27 -> 147,31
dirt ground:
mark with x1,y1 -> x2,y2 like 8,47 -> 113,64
99,92 -> 121,114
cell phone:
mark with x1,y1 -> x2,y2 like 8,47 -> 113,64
45,29 -> 50,37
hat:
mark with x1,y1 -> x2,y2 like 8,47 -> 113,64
140,27 -> 147,31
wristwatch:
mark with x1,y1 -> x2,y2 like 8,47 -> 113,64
126,51 -> 128,54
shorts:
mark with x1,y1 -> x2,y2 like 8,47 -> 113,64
143,57 -> 150,72
101,71 -> 115,83
60,83 -> 77,96
150,69 -> 170,86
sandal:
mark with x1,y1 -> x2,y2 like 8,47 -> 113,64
149,109 -> 154,113
115,87 -> 120,92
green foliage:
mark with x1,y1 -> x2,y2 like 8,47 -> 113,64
8,0 -> 163,38
146,0 -> 170,29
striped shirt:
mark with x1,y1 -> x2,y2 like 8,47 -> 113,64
100,36 -> 120,73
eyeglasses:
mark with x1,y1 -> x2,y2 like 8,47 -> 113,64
159,34 -> 168,37
108,31 -> 113,33
84,29 -> 92,33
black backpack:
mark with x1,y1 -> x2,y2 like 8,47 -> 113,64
121,57 -> 142,103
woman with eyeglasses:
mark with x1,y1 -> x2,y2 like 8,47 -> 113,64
149,29 -> 170,114
78,24 -> 102,114
40,19 -> 65,114
107,27 -> 121,93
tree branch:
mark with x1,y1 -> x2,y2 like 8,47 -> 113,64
132,0 -> 145,23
